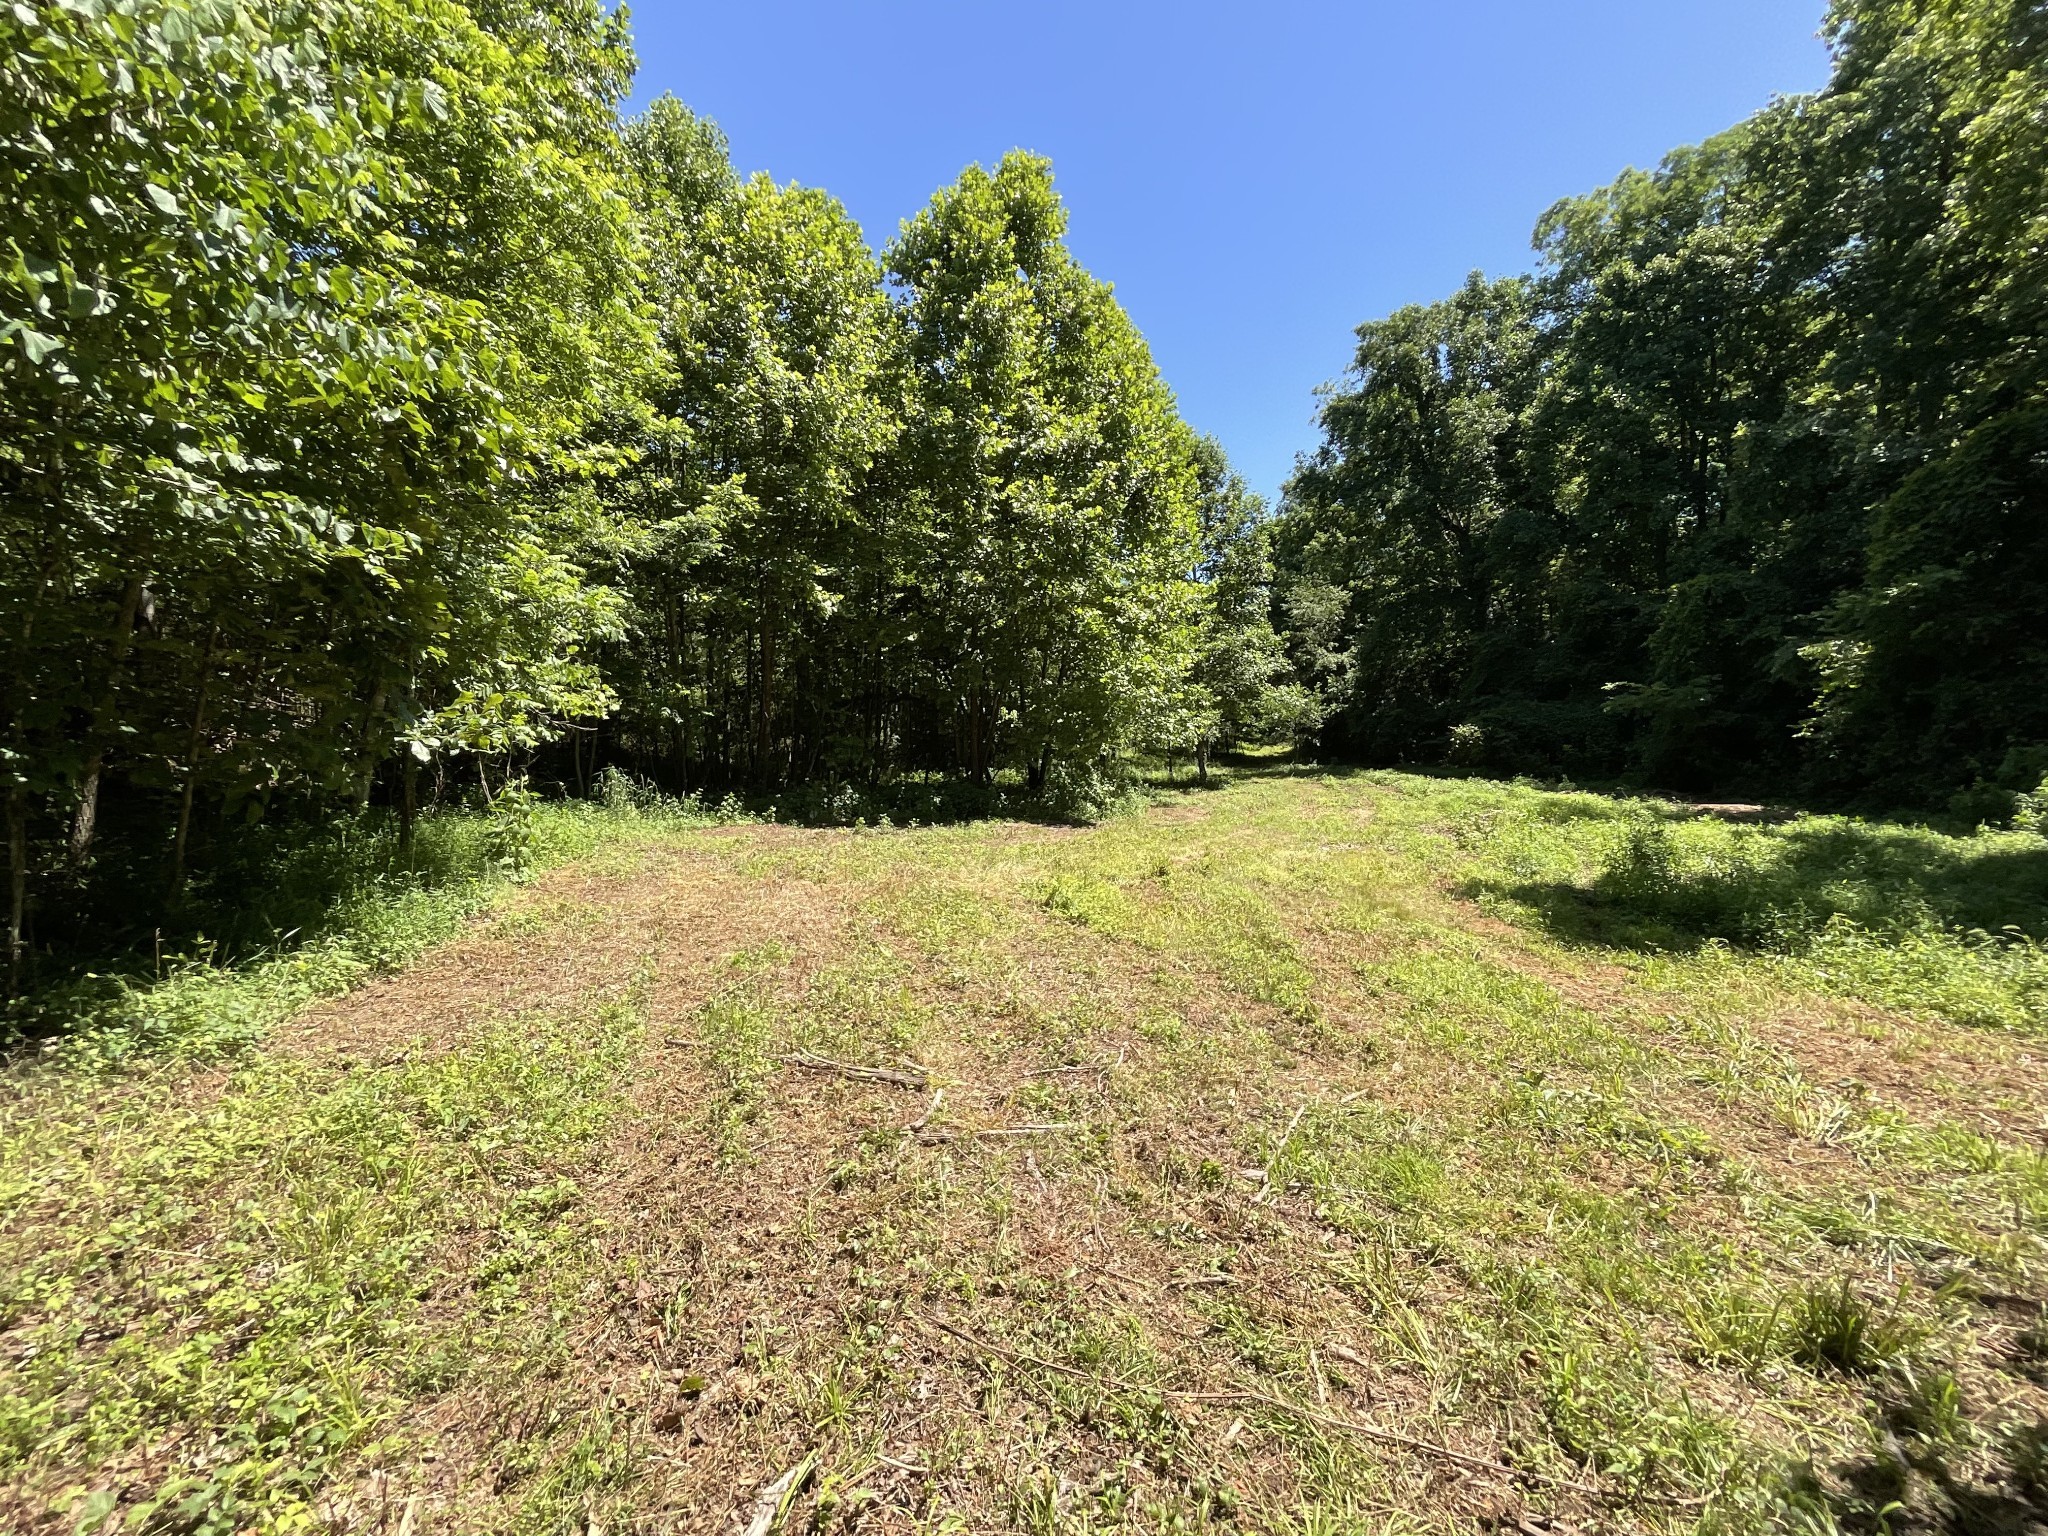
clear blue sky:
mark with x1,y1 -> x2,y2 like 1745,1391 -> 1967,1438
621,2 -> 1832,505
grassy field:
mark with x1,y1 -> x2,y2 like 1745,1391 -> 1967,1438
3,766 -> 2047,1534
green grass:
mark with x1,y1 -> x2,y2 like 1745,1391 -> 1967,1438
7,789 -> 753,1065
1445,780 -> 2048,1033
3,764 -> 2046,1532
0,988 -> 645,1532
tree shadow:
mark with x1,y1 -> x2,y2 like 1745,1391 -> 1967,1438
1471,808 -> 2048,956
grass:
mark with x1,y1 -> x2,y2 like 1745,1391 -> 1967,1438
2,764 -> 2046,1532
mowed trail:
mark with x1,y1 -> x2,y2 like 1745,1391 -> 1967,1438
327,820 -> 1452,1532
7,777 -> 2046,1534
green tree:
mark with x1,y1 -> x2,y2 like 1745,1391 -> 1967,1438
1273,0 -> 2048,811
1177,438 -> 1298,778
1275,274 -> 1538,764
1807,409 -> 2048,810
886,153 -> 1202,791
1,0 -> 645,981
598,99 -> 900,789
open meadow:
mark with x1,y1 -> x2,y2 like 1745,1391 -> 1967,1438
3,767 -> 2046,1534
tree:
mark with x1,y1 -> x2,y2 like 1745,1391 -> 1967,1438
886,153 -> 1202,791
1176,438 -> 1298,778
1272,0 -> 2048,812
599,99 -> 900,790
1275,274 -> 1537,765
1,0 -> 646,980
1807,409 -> 2048,809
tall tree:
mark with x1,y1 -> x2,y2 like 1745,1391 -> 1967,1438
1273,0 -> 2048,813
597,99 -> 900,789
886,153 -> 1202,790
1,0 -> 645,976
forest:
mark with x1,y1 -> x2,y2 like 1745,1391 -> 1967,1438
1276,0 -> 2048,816
1,0 -> 1303,992
3,0 -> 2045,998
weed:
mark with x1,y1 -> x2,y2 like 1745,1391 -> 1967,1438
0,991 -> 642,1529
2005,1419 -> 2048,1501
1786,1282 -> 1927,1375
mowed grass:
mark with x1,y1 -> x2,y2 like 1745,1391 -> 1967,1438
3,767 -> 2046,1534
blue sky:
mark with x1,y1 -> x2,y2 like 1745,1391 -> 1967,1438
623,2 -> 1832,505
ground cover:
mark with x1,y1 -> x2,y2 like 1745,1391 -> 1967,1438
3,767 -> 2046,1534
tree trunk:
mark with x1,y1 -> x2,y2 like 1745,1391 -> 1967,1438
1196,740 -> 1210,785
353,679 -> 389,811
399,754 -> 419,860
6,784 -> 26,997
69,576 -> 147,867
756,620 -> 777,790
166,628 -> 220,901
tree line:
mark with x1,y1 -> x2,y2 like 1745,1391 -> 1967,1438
1,0 -> 1301,986
8,0 -> 2041,993
1274,0 -> 2047,820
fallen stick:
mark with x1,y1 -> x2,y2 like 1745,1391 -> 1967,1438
914,1121 -> 1079,1145
740,1451 -> 817,1536
783,1051 -> 928,1090
916,1313 -> 1701,1508
1270,1102 -> 1309,1162
976,1122 -> 1080,1137
1024,1050 -> 1125,1078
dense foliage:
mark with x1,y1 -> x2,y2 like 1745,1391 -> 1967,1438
1,0 -> 1287,987
1274,0 -> 2047,818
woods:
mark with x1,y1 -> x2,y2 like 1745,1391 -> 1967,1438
1274,0 -> 2048,818
1,1 -> 1289,987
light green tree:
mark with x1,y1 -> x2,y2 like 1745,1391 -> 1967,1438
887,152 -> 1202,792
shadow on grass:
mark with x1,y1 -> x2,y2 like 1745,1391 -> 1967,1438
1220,751 -> 2048,954
1466,804 -> 2048,957
3,804 -> 533,1052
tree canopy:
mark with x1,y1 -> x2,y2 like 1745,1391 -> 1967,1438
1273,0 -> 2047,818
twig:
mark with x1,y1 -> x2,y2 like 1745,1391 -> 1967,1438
904,1087 -> 945,1135
916,1313 -> 1700,1508
1270,1102 -> 1309,1163
915,1121 -> 1079,1145
977,1121 -> 1079,1137
1171,1272 -> 1240,1288
1024,1050 -> 1125,1078
1089,1262 -> 1154,1293
783,1051 -> 928,1090
740,1451 -> 816,1536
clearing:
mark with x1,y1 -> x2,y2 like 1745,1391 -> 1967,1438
4,767 -> 2047,1534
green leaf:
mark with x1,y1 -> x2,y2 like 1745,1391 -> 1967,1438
13,326 -> 63,364
68,282 -> 115,318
